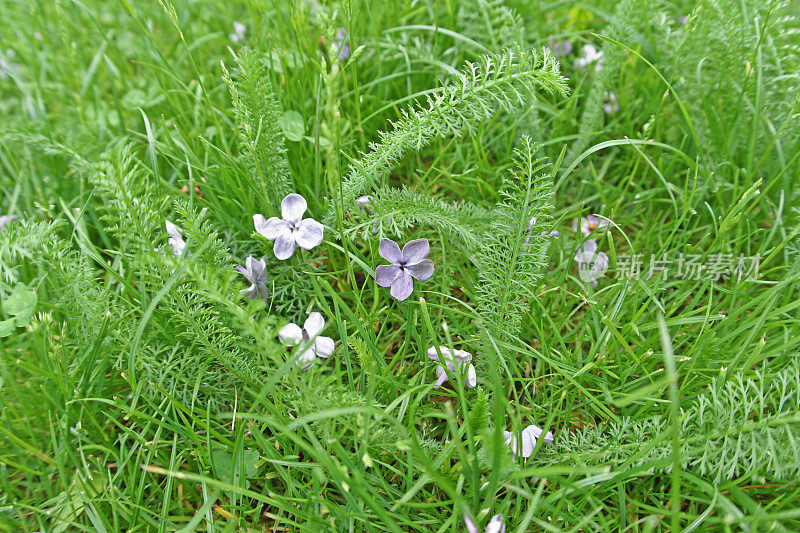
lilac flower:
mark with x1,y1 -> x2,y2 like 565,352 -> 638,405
254,193 -> 324,260
0,214 -> 18,232
428,346 -> 476,389
574,239 -> 609,287
356,195 -> 372,209
573,215 -> 611,237
165,220 -> 187,256
466,513 -> 506,533
278,312 -> 335,370
375,238 -> 434,301
526,217 -> 559,244
575,43 -> 604,71
229,21 -> 246,43
603,90 -> 620,114
236,255 -> 268,301
548,38 -> 572,57
334,27 -> 350,61
357,195 -> 379,234
504,424 -> 554,460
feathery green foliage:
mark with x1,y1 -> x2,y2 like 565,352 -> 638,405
223,47 -> 292,211
473,136 -> 554,337
541,361 -> 800,483
1,0 -> 799,530
333,46 -> 568,217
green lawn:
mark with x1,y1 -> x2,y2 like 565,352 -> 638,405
1,0 -> 799,531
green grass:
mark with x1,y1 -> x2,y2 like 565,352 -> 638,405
1,0 -> 799,531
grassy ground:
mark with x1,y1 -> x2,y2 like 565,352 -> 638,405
1,0 -> 799,531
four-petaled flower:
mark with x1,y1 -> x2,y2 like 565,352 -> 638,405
375,238 -> 434,301
575,43 -> 604,71
465,513 -> 506,533
504,424 -> 554,459
574,239 -> 609,287
229,21 -> 246,43
278,312 -> 335,371
428,346 -> 476,389
334,27 -> 350,61
573,214 -> 611,237
548,38 -> 572,57
526,217 -> 559,244
254,193 -> 324,260
0,214 -> 18,232
237,255 -> 269,301
165,220 -> 187,256
603,90 -> 619,114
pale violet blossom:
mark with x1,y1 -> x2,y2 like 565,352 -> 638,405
356,195 -> 372,209
527,217 -> 559,243
574,239 -> 609,287
254,193 -> 324,260
0,214 -> 18,231
375,238 -> 434,301
603,90 -> 620,114
357,195 -> 379,234
573,215 -> 611,237
229,21 -> 247,43
165,220 -> 187,256
334,27 -> 350,61
548,39 -> 572,57
504,424 -> 554,459
236,255 -> 268,301
465,513 -> 506,533
278,312 -> 335,370
575,44 -> 604,71
428,346 -> 476,389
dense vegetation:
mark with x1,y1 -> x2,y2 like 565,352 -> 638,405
1,0 -> 798,530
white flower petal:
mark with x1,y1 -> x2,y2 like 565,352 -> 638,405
255,215 -> 290,241
465,363 -> 477,388
296,347 -> 316,370
464,515 -> 480,533
273,233 -> 296,260
281,193 -> 307,223
312,336 -> 335,359
294,218 -> 324,250
520,426 -> 539,458
486,514 -> 506,533
427,346 -> 453,361
303,312 -> 325,338
434,365 -> 450,388
278,323 -> 303,346
452,349 -> 473,363
165,220 -> 181,239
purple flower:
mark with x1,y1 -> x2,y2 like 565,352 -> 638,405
254,193 -> 324,260
526,217 -> 559,244
504,424 -> 554,460
466,513 -> 506,533
374,238 -> 434,301
574,239 -> 609,287
229,21 -> 246,43
334,27 -> 350,61
428,346 -> 476,389
357,195 -> 379,234
236,255 -> 268,301
0,214 -> 18,232
575,43 -> 604,71
603,90 -> 619,114
573,215 -> 611,237
165,220 -> 187,256
548,38 -> 572,57
278,312 -> 335,370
